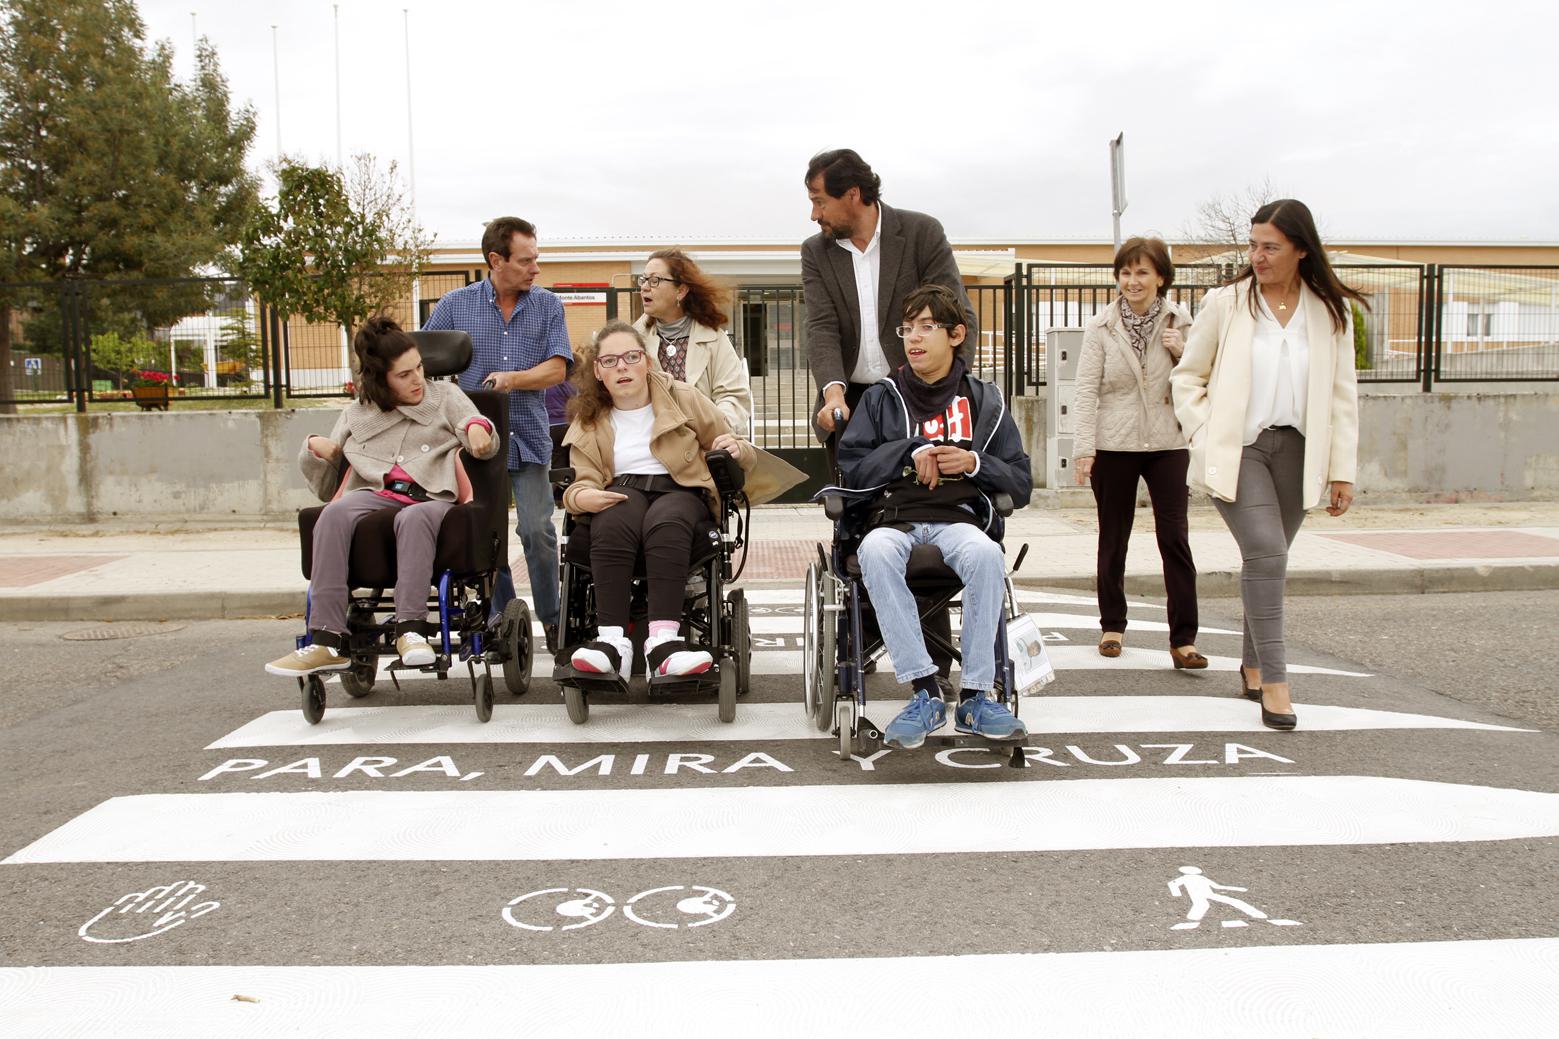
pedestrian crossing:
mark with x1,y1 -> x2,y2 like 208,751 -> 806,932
3,587 -> 1555,1035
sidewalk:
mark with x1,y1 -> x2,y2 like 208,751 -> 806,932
3,501 -> 1558,622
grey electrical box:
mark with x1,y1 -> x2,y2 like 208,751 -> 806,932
1045,328 -> 1085,489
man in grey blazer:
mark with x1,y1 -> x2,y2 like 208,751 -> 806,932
801,148 -> 976,440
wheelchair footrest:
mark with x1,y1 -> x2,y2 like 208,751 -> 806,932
646,666 -> 720,698
553,664 -> 630,697
933,732 -> 1030,748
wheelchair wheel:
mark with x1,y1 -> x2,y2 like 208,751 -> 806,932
474,671 -> 494,723
340,659 -> 376,699
717,663 -> 737,724
728,589 -> 751,696
501,599 -> 533,697
803,563 -> 837,732
835,699 -> 852,761
301,674 -> 326,725
563,685 -> 589,725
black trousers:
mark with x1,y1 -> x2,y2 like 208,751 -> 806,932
588,487 -> 710,628
1089,449 -> 1198,647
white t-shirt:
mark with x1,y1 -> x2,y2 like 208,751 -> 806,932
610,404 -> 668,475
836,208 -> 886,385
1244,285 -> 1310,445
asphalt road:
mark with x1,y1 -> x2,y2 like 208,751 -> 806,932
1,588 -> 1557,1036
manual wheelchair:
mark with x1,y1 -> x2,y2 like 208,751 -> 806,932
549,443 -> 753,724
290,330 -> 533,725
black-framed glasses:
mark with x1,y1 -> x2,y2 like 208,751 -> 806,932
895,321 -> 947,338
636,274 -> 679,289
595,349 -> 646,368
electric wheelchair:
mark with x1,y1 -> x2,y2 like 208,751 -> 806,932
291,330 -> 534,724
549,440 -> 753,725
804,416 -> 1032,765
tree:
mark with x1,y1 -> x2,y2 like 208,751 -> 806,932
231,154 -> 433,359
1180,177 -> 1275,273
0,0 -> 259,410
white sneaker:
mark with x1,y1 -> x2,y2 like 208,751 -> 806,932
396,631 -> 435,666
571,631 -> 632,677
644,630 -> 713,677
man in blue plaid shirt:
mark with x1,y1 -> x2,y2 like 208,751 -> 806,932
423,216 -> 573,650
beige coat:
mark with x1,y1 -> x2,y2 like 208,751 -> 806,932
299,381 -> 497,502
1170,282 -> 1359,508
1073,298 -> 1193,458
634,314 -> 754,436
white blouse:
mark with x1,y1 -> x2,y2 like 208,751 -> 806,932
609,404 -> 668,476
1243,285 -> 1310,445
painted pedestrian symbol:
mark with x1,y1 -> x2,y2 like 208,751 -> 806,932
79,880 -> 221,944
1167,866 -> 1301,930
502,887 -> 616,932
623,885 -> 736,929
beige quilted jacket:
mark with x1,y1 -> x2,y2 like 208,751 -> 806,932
1073,298 -> 1193,458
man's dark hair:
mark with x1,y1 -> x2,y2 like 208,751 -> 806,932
482,216 -> 538,266
901,284 -> 965,330
353,314 -> 418,411
804,149 -> 881,205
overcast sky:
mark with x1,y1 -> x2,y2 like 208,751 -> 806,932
137,0 -> 1557,247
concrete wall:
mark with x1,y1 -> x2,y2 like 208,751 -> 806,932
1,391 -> 1556,522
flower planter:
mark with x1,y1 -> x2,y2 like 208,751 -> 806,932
131,385 -> 171,411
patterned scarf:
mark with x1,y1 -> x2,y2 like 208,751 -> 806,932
654,315 -> 692,382
894,356 -> 969,426
1119,296 -> 1164,362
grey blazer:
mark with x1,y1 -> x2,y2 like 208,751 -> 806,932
801,202 -> 976,415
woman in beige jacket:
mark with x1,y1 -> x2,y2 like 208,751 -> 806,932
563,321 -> 755,681
633,248 -> 754,436
1171,199 -> 1363,730
1074,237 -> 1204,669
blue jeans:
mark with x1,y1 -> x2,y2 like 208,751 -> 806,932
492,462 -> 560,626
856,521 -> 1005,691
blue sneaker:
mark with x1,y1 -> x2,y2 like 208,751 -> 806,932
882,690 -> 948,750
955,692 -> 1028,739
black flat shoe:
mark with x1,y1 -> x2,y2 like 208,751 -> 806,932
1238,670 -> 1261,702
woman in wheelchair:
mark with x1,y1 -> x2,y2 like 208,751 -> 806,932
561,321 -> 754,680
837,285 -> 1033,750
266,316 -> 499,676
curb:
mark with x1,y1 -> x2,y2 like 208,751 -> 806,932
9,562 -> 1559,623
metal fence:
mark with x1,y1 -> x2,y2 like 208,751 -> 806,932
1430,266 -> 1559,383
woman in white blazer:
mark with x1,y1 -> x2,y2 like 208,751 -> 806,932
1170,199 -> 1363,731
1073,237 -> 1204,670
633,249 -> 754,437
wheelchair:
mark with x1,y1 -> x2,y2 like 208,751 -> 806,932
549,443 -> 752,725
291,330 -> 533,725
804,419 -> 1033,765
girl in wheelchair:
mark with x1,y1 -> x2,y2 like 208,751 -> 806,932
561,321 -> 754,679
266,316 -> 499,676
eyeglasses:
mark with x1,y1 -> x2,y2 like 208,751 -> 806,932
636,274 -> 679,289
895,321 -> 948,338
595,349 -> 646,368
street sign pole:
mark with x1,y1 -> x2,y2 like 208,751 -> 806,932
1110,133 -> 1127,251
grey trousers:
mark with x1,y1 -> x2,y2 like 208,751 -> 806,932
309,489 -> 455,641
1211,427 -> 1307,685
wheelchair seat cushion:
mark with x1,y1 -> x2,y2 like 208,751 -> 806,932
298,500 -> 497,584
844,543 -> 965,591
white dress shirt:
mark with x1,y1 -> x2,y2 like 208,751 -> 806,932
610,404 -> 668,476
1243,285 -> 1310,445
836,208 -> 887,385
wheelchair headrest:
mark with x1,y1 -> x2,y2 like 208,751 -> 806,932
410,330 -> 473,377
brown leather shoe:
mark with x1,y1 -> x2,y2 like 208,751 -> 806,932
1170,645 -> 1208,670
1098,633 -> 1123,658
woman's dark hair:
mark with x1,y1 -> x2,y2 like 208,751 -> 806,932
1113,236 -> 1175,297
804,148 -> 881,204
645,248 -> 730,330
354,314 -> 418,411
901,284 -> 966,330
1236,199 -> 1368,331
567,321 -> 646,429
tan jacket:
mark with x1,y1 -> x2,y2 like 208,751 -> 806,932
562,371 -> 757,515
299,381 -> 498,502
634,314 -> 754,436
1170,282 -> 1359,508
1073,298 -> 1193,457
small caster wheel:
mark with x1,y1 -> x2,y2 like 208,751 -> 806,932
717,664 -> 736,724
474,671 -> 494,723
563,685 -> 588,725
727,589 -> 751,696
501,599 -> 533,697
340,659 -> 376,699
835,699 -> 852,762
301,674 -> 326,725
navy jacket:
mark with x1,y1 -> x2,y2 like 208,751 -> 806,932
834,373 -> 1033,541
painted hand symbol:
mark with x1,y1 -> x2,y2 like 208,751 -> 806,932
79,880 -> 221,944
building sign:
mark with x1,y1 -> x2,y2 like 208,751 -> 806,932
553,282 -> 609,306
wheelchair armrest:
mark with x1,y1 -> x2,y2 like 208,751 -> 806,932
992,492 -> 1015,517
822,493 -> 846,522
705,450 -> 746,497
549,466 -> 576,487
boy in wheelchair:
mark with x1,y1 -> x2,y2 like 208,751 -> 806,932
837,285 -> 1033,750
